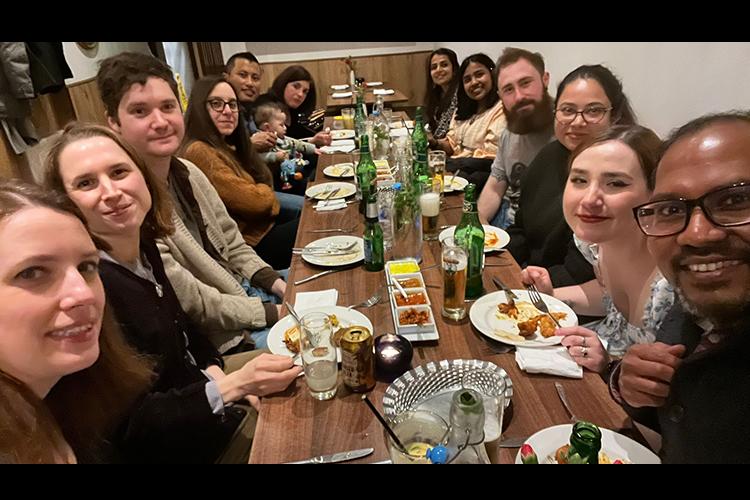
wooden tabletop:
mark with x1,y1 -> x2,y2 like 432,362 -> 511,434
249,154 -> 638,464
326,87 -> 409,110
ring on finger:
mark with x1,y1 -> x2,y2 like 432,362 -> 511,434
581,346 -> 589,357
581,336 -> 587,348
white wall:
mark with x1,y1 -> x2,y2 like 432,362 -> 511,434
220,42 -> 433,64
441,42 -> 750,137
62,42 -> 151,84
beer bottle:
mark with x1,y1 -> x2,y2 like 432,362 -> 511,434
363,190 -> 384,272
454,183 -> 485,299
354,91 -> 367,144
411,106 -> 428,159
567,421 -> 602,464
356,135 -> 377,215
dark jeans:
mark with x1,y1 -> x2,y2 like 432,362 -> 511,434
254,206 -> 300,270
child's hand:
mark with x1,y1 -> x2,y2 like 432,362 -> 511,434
276,151 -> 289,161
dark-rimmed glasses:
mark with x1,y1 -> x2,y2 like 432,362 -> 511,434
207,98 -> 239,113
633,182 -> 750,237
554,105 -> 611,125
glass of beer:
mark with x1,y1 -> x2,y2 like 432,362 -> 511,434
385,410 -> 450,464
441,236 -> 468,320
420,180 -> 441,241
341,108 -> 355,130
428,150 -> 446,194
299,312 -> 338,400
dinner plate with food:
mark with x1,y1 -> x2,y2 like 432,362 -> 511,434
330,129 -> 355,140
304,182 -> 356,200
267,306 -> 374,365
300,236 -> 364,267
323,163 -> 355,178
469,290 -> 577,347
515,424 -> 660,464
438,225 -> 510,253
442,175 -> 469,192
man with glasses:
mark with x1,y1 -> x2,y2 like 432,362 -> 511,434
478,48 -> 555,228
613,111 -> 750,463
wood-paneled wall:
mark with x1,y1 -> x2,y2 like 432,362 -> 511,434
259,51 -> 431,112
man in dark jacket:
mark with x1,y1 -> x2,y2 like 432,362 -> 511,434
615,111 -> 750,463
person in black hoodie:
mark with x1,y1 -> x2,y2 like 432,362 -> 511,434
45,123 -> 301,463
506,64 -> 637,286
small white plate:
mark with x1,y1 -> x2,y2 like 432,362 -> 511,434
330,84 -> 349,91
323,163 -> 355,178
469,290 -> 577,347
330,129 -> 355,140
301,235 -> 364,267
438,225 -> 510,253
442,176 -> 469,192
267,306 -> 374,366
305,182 -> 356,200
514,424 -> 660,464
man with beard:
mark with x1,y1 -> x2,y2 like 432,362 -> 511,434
615,111 -> 750,463
223,52 -> 276,153
478,48 -> 555,228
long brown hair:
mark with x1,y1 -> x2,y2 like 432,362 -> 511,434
44,123 -> 174,241
0,180 -> 155,463
424,48 -> 460,132
182,75 -> 273,186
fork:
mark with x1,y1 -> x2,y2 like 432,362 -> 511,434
308,225 -> 357,234
555,382 -> 579,423
292,241 -> 358,254
526,283 -> 561,328
347,287 -> 385,310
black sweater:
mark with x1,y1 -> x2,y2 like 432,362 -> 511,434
506,140 -> 595,286
100,239 -> 244,463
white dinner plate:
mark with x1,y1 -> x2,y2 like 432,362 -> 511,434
443,175 -> 469,192
305,182 -> 356,200
323,163 -> 355,178
267,306 -> 374,366
330,129 -> 355,140
438,225 -> 510,253
514,424 -> 660,464
301,235 -> 364,267
469,290 -> 577,347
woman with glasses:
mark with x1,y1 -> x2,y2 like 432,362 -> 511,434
507,64 -> 637,287
181,76 -> 300,271
435,53 -> 506,192
521,125 -> 674,374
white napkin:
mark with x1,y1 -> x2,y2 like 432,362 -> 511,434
389,127 -> 409,138
320,139 -> 356,154
295,289 -> 339,312
366,81 -> 383,87
315,199 -> 347,211
373,88 -> 395,96
332,91 -> 353,99
515,346 -> 583,379
330,84 -> 349,90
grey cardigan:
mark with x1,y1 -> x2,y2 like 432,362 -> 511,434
156,158 -> 273,353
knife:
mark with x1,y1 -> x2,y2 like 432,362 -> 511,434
293,268 -> 345,286
496,436 -> 528,448
492,276 -> 518,306
285,447 -> 374,464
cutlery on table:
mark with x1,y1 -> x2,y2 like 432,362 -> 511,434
496,436 -> 529,448
284,447 -> 374,464
526,283 -> 561,327
293,268 -> 345,286
555,382 -> 580,423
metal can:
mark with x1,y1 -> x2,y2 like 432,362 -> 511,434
340,326 -> 376,392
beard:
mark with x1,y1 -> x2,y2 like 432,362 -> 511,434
505,91 -> 554,135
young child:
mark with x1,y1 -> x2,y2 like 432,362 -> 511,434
254,101 -> 318,189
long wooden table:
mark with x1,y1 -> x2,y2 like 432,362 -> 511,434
326,87 -> 409,111
249,154 -> 638,464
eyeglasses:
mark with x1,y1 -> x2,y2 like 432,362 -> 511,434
633,182 -> 750,237
554,105 -> 612,125
206,98 -> 239,113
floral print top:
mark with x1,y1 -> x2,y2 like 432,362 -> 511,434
575,237 -> 675,357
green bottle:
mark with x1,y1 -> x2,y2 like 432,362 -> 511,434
354,92 -> 367,143
356,135 -> 377,215
567,421 -> 602,464
454,183 -> 484,299
411,106 -> 429,159
363,190 -> 384,272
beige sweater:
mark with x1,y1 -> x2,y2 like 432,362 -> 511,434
156,158 -> 275,353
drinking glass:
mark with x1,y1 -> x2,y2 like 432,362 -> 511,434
441,237 -> 468,320
460,370 -> 506,444
420,180 -> 441,241
428,150 -> 446,194
341,108 -> 355,130
332,116 -> 344,130
385,410 -> 450,464
299,312 -> 338,400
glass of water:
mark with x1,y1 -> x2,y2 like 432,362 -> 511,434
299,312 -> 338,400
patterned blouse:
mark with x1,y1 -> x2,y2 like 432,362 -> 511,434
575,237 -> 675,357
433,90 -> 457,140
445,100 -> 506,159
